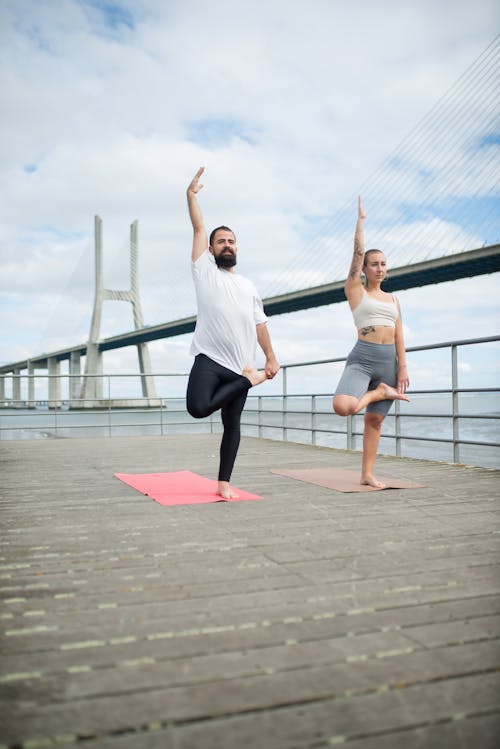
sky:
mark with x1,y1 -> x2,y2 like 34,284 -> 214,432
1,0 -> 499,397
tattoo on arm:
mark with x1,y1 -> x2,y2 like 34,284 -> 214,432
360,326 -> 376,336
348,237 -> 364,279
349,261 -> 361,279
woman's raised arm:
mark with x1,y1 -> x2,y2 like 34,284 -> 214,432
345,196 -> 366,301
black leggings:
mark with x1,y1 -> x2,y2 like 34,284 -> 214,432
186,354 -> 251,482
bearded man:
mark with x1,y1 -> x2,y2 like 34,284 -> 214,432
186,167 -> 280,499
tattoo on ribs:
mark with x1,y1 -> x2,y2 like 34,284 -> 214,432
361,326 -> 376,336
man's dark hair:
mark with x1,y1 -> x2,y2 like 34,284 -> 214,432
209,226 -> 236,247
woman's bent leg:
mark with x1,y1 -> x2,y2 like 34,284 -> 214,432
333,342 -> 408,417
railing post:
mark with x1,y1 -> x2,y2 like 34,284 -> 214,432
395,400 -> 401,457
282,366 -> 288,441
312,395 -> 317,445
452,344 -> 459,463
107,375 -> 112,437
347,414 -> 353,450
258,395 -> 262,438
54,397 -> 58,435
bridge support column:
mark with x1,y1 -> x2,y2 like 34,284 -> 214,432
79,215 -> 158,408
81,344 -> 103,405
137,343 -> 157,398
69,351 -> 81,406
12,368 -> 22,407
48,358 -> 62,409
27,361 -> 36,408
0,375 -> 5,405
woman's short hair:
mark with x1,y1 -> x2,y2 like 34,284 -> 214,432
363,248 -> 385,267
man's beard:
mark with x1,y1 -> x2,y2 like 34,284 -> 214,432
215,252 -> 237,269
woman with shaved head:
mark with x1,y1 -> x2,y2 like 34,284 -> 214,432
333,197 -> 410,488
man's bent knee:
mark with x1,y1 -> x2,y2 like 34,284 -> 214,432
187,398 -> 211,419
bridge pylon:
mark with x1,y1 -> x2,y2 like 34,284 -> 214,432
79,216 -> 158,407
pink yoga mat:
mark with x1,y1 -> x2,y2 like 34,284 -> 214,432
114,470 -> 262,505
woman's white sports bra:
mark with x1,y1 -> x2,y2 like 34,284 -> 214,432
352,290 -> 398,329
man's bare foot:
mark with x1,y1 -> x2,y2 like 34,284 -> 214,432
376,382 -> 410,403
217,481 -> 239,500
242,366 -> 267,387
361,474 -> 387,489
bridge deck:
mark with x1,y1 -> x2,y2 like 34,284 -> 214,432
1,435 -> 499,748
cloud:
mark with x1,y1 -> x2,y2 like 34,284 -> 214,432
0,0 -> 499,384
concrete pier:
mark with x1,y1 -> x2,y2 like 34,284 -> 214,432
1,435 -> 499,748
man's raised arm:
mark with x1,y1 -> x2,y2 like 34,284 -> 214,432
187,167 -> 208,262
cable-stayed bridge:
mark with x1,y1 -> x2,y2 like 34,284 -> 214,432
1,37 -> 499,403
257,35 -> 499,302
24,243 -> 497,359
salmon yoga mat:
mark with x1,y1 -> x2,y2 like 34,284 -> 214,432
114,470 -> 262,505
271,467 -> 424,493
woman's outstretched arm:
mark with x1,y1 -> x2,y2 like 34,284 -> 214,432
345,196 -> 365,303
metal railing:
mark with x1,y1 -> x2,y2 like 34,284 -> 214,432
243,334 -> 500,466
1,335 -> 499,469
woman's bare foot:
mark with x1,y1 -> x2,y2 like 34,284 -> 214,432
217,481 -> 239,500
242,366 -> 267,387
361,474 -> 387,489
376,382 -> 410,403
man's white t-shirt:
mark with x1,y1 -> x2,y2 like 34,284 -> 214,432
190,249 -> 268,374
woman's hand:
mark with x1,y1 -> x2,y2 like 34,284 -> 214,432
397,364 -> 410,394
358,195 -> 366,220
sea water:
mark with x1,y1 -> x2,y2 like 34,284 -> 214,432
1,392 -> 499,469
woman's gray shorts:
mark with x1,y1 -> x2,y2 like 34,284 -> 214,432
334,340 -> 398,416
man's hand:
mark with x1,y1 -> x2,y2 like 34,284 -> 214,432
264,356 -> 280,379
187,167 -> 208,261
188,167 -> 205,196
358,195 -> 366,220
257,324 -> 279,378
